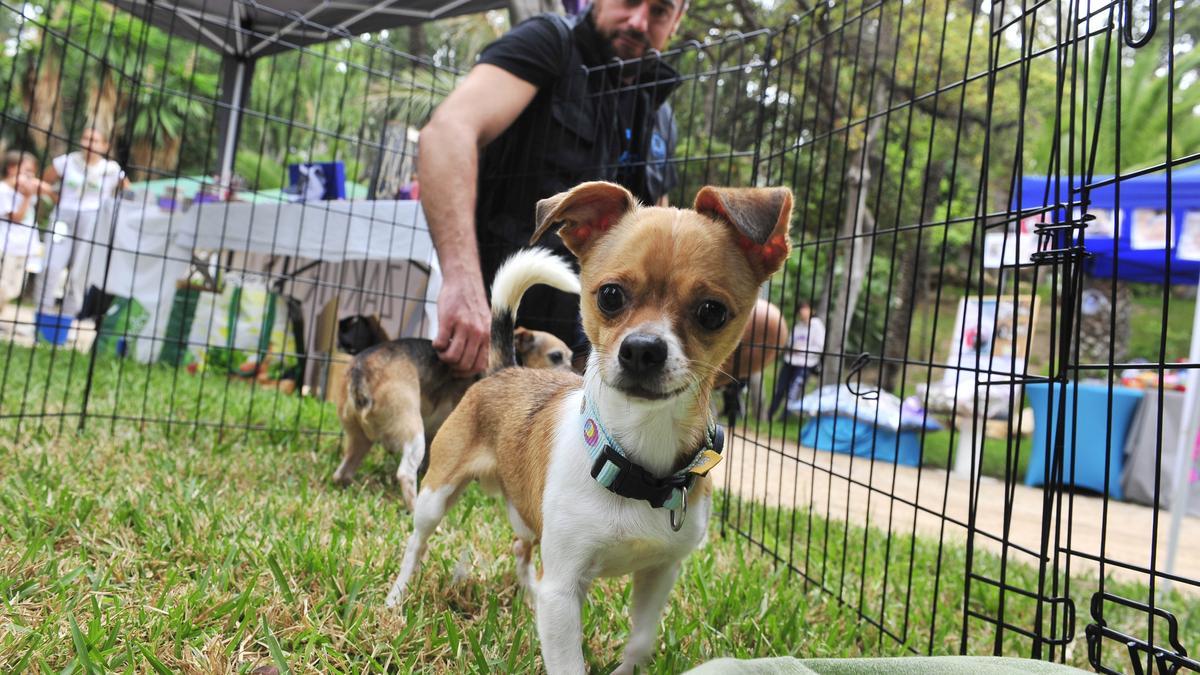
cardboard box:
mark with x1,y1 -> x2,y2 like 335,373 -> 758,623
314,296 -> 340,356
314,297 -> 344,403
324,351 -> 354,407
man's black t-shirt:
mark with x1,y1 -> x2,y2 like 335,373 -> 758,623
469,10 -> 680,350
477,16 -> 569,90
477,15 -> 678,208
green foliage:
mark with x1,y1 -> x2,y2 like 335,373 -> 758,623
234,149 -> 286,191
1026,35 -> 1200,176
1125,286 -> 1197,363
6,0 -> 220,172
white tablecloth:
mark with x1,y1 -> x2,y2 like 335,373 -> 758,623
1121,389 -> 1200,515
173,200 -> 435,264
174,199 -> 441,343
86,196 -> 440,363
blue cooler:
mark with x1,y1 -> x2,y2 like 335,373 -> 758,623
35,312 -> 73,345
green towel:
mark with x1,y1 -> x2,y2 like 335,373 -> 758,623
684,656 -> 1089,675
684,657 -> 819,675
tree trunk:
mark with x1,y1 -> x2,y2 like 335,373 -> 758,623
129,135 -> 181,182
821,85 -> 887,378
371,120 -> 411,199
881,160 -> 946,390
87,71 -> 119,139
408,25 -> 426,58
1078,279 -> 1132,365
24,50 -> 65,158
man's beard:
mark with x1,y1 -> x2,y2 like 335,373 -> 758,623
604,27 -> 651,59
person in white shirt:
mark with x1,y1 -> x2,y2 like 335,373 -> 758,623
0,151 -> 53,314
33,127 -> 128,317
768,299 -> 826,419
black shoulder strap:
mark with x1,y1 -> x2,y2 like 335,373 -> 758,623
546,13 -> 577,79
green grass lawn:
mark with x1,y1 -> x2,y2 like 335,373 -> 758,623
2,344 -> 1196,672
0,341 -> 338,445
1127,288 -> 1195,364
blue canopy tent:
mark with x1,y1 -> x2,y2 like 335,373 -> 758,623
1016,164 -> 1200,285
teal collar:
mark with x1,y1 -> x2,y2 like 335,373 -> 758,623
579,394 -> 725,530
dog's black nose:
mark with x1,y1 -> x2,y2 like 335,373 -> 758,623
618,333 -> 668,375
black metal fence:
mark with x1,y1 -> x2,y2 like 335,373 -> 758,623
0,0 -> 1196,671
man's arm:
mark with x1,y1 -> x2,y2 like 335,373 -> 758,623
420,64 -> 539,376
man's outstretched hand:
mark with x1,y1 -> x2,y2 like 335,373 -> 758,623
433,275 -> 490,377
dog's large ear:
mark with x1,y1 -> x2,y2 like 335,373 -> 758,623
531,182 -> 636,258
694,186 -> 793,278
513,326 -> 536,353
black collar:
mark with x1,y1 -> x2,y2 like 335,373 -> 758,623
580,394 -> 725,513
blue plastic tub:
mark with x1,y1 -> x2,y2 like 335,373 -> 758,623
798,414 -> 924,467
35,312 -> 73,345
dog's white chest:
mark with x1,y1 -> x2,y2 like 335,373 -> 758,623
541,391 -> 710,579
587,502 -> 709,576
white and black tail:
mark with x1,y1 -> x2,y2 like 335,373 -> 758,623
489,248 -> 580,372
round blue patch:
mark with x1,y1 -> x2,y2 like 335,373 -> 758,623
651,132 -> 667,161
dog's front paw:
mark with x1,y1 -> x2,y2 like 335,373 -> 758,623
384,582 -> 406,608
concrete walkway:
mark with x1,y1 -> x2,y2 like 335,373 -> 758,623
712,430 -> 1200,591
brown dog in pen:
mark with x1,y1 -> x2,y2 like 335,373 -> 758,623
332,326 -> 574,507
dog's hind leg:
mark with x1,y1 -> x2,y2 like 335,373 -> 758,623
333,416 -> 372,486
392,428 -> 426,511
370,388 -> 424,509
385,480 -> 460,607
506,501 -> 539,606
385,421 -> 478,607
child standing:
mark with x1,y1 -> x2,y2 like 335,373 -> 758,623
0,151 -> 52,315
33,127 -> 127,317
768,299 -> 826,420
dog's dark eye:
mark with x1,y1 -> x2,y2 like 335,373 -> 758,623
695,300 -> 728,331
549,351 -> 564,364
597,284 -> 627,315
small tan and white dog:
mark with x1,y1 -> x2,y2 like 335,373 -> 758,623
385,181 -> 793,674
